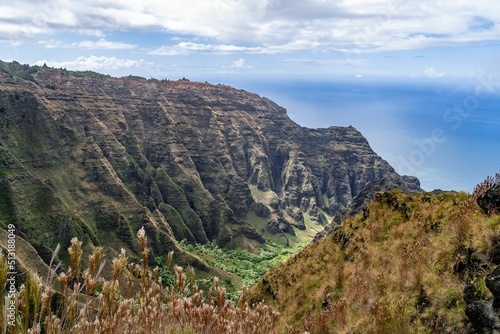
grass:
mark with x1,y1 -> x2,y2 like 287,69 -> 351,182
0,228 -> 280,334
4,167 -> 500,333
289,212 -> 324,245
243,210 -> 275,242
249,188 -> 500,333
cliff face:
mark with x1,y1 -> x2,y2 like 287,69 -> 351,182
0,61 -> 420,263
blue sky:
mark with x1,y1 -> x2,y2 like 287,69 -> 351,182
1,0 -> 500,81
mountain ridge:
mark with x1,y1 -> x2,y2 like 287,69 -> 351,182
0,60 -> 420,277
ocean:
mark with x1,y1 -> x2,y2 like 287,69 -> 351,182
223,76 -> 500,192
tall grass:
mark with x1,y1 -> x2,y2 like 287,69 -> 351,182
1,228 -> 279,333
249,189 -> 498,333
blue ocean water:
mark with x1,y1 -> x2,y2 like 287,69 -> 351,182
226,77 -> 500,192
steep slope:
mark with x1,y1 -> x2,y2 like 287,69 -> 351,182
0,61 -> 419,268
249,188 -> 500,333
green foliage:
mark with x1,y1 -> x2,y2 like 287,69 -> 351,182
155,255 -> 175,286
45,83 -> 57,90
63,69 -> 111,79
125,74 -> 147,80
158,203 -> 195,243
0,184 -> 16,225
0,60 -> 112,81
0,60 -> 40,81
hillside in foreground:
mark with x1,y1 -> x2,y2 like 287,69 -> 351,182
249,178 -> 500,333
1,176 -> 499,333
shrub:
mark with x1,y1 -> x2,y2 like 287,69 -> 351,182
1,228 -> 279,333
471,172 -> 500,201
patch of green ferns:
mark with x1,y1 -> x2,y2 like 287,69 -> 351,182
179,239 -> 292,288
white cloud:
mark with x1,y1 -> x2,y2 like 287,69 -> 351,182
35,56 -> 152,71
229,58 -> 253,69
1,0 -> 500,54
76,29 -> 106,38
219,58 -> 254,72
149,40 -> 324,55
424,66 -> 447,77
39,38 -> 136,50
149,42 -> 265,55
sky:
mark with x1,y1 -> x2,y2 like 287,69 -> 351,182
1,0 -> 500,80
1,0 -> 500,191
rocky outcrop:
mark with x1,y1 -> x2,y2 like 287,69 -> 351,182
314,173 -> 421,241
478,182 -> 500,215
467,180 -> 500,333
0,61 -> 420,259
465,266 -> 500,333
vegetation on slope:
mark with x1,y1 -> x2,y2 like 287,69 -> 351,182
0,60 -> 110,81
1,175 -> 500,333
179,239 -> 293,295
0,228 -> 279,333
0,60 -> 420,266
2,61 -> 500,333
249,187 -> 500,333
